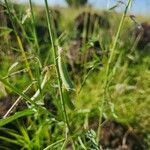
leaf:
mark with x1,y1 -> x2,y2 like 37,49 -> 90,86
0,109 -> 34,127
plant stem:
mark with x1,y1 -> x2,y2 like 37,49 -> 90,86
105,0 -> 132,87
44,1 -> 75,148
97,0 -> 132,142
29,0 -> 40,55
29,0 -> 42,94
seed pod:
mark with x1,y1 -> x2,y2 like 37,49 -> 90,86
58,47 -> 75,91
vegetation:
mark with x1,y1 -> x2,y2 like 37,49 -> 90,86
0,0 -> 150,149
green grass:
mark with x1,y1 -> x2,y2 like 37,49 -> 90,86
0,0 -> 150,149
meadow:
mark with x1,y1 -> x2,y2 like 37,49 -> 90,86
0,0 -> 150,149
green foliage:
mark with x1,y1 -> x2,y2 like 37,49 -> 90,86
0,109 -> 34,127
0,0 -> 149,149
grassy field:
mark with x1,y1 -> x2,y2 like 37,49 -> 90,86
0,0 -> 150,149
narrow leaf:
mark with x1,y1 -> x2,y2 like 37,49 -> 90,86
0,109 -> 34,127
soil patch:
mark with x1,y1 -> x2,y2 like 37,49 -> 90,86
99,120 -> 147,150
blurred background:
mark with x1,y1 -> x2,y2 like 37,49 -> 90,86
17,0 -> 150,15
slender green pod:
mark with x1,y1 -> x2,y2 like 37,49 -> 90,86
58,47 -> 75,91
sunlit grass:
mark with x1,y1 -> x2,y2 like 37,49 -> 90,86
0,0 -> 150,149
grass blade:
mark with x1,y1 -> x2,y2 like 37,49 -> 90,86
0,109 -> 34,127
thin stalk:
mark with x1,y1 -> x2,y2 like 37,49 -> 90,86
29,0 -> 40,54
97,0 -> 132,142
44,139 -> 65,150
3,82 -> 34,118
0,77 -> 55,118
16,35 -> 35,82
0,78 -> 38,108
4,0 -> 35,89
44,1 -> 75,148
78,62 -> 100,94
105,0 -> 132,85
14,15 -> 32,48
3,66 -> 50,118
29,0 -> 42,95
